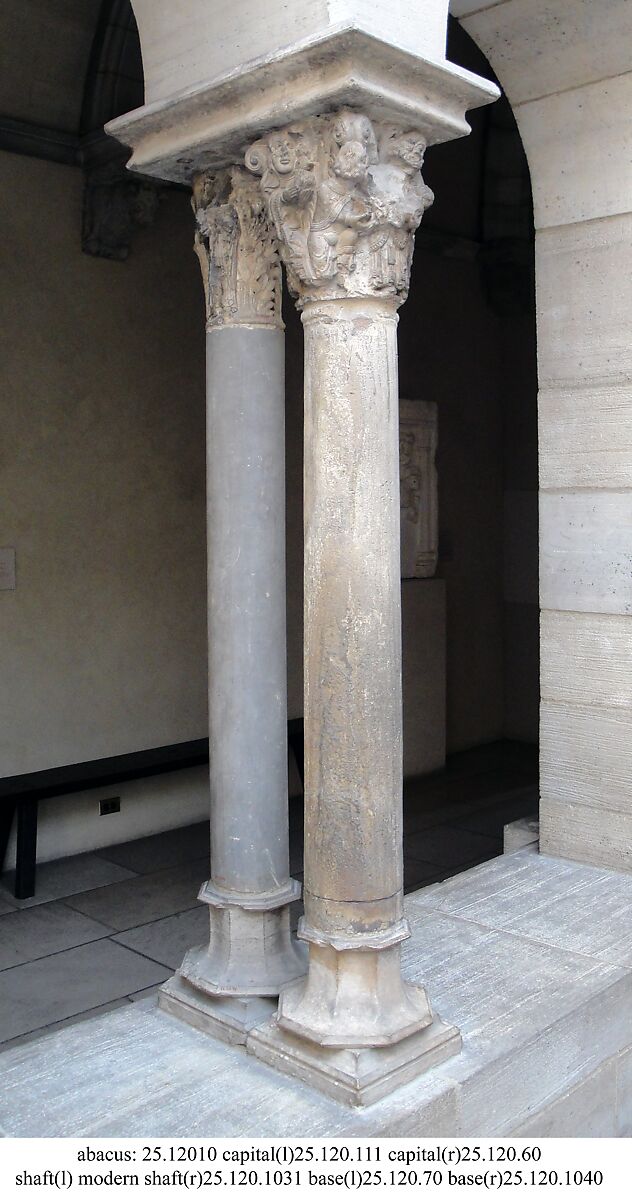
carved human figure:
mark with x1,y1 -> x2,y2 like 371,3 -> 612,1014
399,429 -> 422,524
246,130 -> 316,294
245,109 -> 434,304
191,167 -> 281,327
369,129 -> 434,296
309,139 -> 376,282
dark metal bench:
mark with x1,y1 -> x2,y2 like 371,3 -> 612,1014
0,720 -> 304,901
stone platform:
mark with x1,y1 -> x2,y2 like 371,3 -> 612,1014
2,849 -> 632,1137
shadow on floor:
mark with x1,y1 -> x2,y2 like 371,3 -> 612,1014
0,740 -> 537,1051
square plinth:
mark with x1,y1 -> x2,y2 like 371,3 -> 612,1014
159,973 -> 275,1046
247,1015 -> 461,1107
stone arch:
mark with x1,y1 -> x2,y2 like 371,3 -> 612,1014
81,0 -> 143,137
451,0 -> 632,871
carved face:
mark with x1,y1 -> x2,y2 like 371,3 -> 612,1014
395,134 -> 426,171
333,113 -> 374,153
268,134 -> 296,175
333,141 -> 369,183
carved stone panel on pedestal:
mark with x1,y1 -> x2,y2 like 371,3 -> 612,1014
399,399 -> 438,579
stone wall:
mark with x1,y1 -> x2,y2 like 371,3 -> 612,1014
452,0 -> 632,870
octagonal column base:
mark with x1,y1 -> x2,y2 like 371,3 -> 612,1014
159,881 -> 307,1044
159,975 -> 276,1046
247,1013 -> 461,1108
277,941 -> 433,1048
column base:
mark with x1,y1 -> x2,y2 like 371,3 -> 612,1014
160,880 -> 307,1043
247,1015 -> 461,1107
159,973 -> 275,1046
277,940 -> 434,1047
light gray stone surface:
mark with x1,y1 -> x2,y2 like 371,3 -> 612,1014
62,860 -> 206,931
540,491 -> 632,615
456,0 -> 632,107
0,853 -> 137,909
0,941 -> 170,1044
541,610 -> 632,708
504,817 -> 539,853
541,701 -> 632,820
539,383 -> 632,490
4,852 -> 632,1136
536,214 -> 632,388
517,73 -> 632,229
0,902 -> 111,971
512,1060 -> 617,1138
1,999 -> 132,1054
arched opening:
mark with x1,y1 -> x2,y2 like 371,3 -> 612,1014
395,16 -> 539,885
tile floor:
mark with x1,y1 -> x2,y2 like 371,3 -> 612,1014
0,741 -> 537,1052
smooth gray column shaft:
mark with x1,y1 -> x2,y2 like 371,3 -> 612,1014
207,324 -> 289,897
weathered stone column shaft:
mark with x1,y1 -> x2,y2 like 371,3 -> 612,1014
244,113 -> 444,1059
301,297 -> 405,946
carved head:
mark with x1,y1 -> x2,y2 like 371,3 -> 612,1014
382,129 -> 428,173
332,140 -> 369,184
332,111 -> 378,164
268,132 -> 296,175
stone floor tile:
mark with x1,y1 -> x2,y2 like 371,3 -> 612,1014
0,897 -> 16,916
63,859 -> 207,931
0,853 -> 138,909
0,998 -> 131,1054
113,906 -> 209,969
0,902 -> 111,971
97,822 -> 210,875
404,857 -> 443,891
0,941 -> 169,1043
451,787 -> 538,838
405,825 -> 501,869
497,873 -> 632,968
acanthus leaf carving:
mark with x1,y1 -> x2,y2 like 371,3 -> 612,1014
192,166 -> 282,329
245,110 -> 434,307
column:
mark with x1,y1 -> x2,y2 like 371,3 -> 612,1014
159,167 -> 306,1044
244,114 -> 461,1104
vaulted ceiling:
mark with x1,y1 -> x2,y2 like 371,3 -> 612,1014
0,0 -> 142,137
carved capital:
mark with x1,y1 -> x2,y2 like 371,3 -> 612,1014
192,167 -> 283,329
245,110 -> 434,307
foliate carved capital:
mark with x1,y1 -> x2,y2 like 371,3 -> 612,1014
191,167 -> 283,329
245,110 -> 434,307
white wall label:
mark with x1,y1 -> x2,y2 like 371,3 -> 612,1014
0,548 -> 16,590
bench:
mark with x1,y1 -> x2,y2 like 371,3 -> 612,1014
0,720 -> 304,901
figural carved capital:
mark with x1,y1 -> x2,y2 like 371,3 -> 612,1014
245,110 -> 434,308
192,166 -> 283,329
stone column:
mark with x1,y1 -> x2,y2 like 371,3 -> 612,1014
159,167 -> 305,1044
245,113 -> 461,1104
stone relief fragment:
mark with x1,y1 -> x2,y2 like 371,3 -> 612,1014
191,166 -> 282,328
245,109 -> 434,305
399,400 -> 438,579
82,160 -> 161,261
